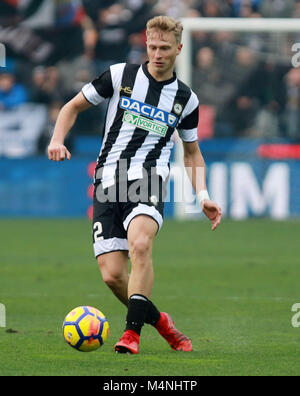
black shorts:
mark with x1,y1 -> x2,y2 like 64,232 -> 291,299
92,174 -> 166,258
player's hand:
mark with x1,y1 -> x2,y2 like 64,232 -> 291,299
48,142 -> 71,162
202,200 -> 222,231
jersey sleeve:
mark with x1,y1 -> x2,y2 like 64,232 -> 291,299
81,69 -> 114,106
177,91 -> 199,142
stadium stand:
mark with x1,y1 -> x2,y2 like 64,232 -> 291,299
0,0 -> 300,158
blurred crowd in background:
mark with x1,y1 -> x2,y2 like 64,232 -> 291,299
1,0 -> 300,158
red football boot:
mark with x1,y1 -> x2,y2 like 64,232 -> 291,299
155,312 -> 193,352
114,330 -> 140,354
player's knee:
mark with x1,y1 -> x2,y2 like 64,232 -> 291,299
102,274 -> 120,290
129,235 -> 152,259
97,256 -> 123,289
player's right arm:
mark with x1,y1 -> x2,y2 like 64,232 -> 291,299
48,92 -> 93,161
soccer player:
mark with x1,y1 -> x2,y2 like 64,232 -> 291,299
48,16 -> 222,354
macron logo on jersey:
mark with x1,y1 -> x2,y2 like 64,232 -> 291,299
120,96 -> 178,127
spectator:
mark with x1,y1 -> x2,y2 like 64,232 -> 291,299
198,0 -> 233,18
0,1 -> 55,65
251,59 -> 288,138
84,0 -> 155,74
0,60 -> 28,110
153,0 -> 194,18
220,47 -> 262,137
127,32 -> 148,65
232,0 -> 263,17
193,47 -> 235,108
282,67 -> 300,140
193,46 -> 238,138
16,0 -> 87,65
259,0 -> 296,18
57,56 -> 95,100
292,0 -> 300,17
31,66 -> 65,104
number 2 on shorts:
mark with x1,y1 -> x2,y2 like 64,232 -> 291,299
93,222 -> 104,242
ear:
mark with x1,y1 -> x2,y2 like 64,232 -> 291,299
177,43 -> 183,55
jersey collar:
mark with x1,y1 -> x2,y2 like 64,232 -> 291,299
142,62 -> 177,86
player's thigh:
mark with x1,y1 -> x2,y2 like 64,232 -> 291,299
127,215 -> 158,256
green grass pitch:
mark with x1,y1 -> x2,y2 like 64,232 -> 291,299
0,218 -> 300,376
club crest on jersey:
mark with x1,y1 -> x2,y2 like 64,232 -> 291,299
120,96 -> 178,127
174,103 -> 183,115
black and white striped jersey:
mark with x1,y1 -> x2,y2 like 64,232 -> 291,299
82,62 -> 199,188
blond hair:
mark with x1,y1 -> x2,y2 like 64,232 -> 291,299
146,16 -> 183,45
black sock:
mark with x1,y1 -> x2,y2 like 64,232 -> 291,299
144,300 -> 161,326
125,294 -> 149,335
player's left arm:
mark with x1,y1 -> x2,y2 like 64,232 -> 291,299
183,140 -> 222,231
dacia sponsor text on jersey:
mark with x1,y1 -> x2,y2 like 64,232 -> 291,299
119,96 -> 178,127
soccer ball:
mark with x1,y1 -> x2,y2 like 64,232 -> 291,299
62,306 -> 109,352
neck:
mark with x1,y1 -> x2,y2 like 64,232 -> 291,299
147,63 -> 174,82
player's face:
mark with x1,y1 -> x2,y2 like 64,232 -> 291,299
146,30 -> 182,80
